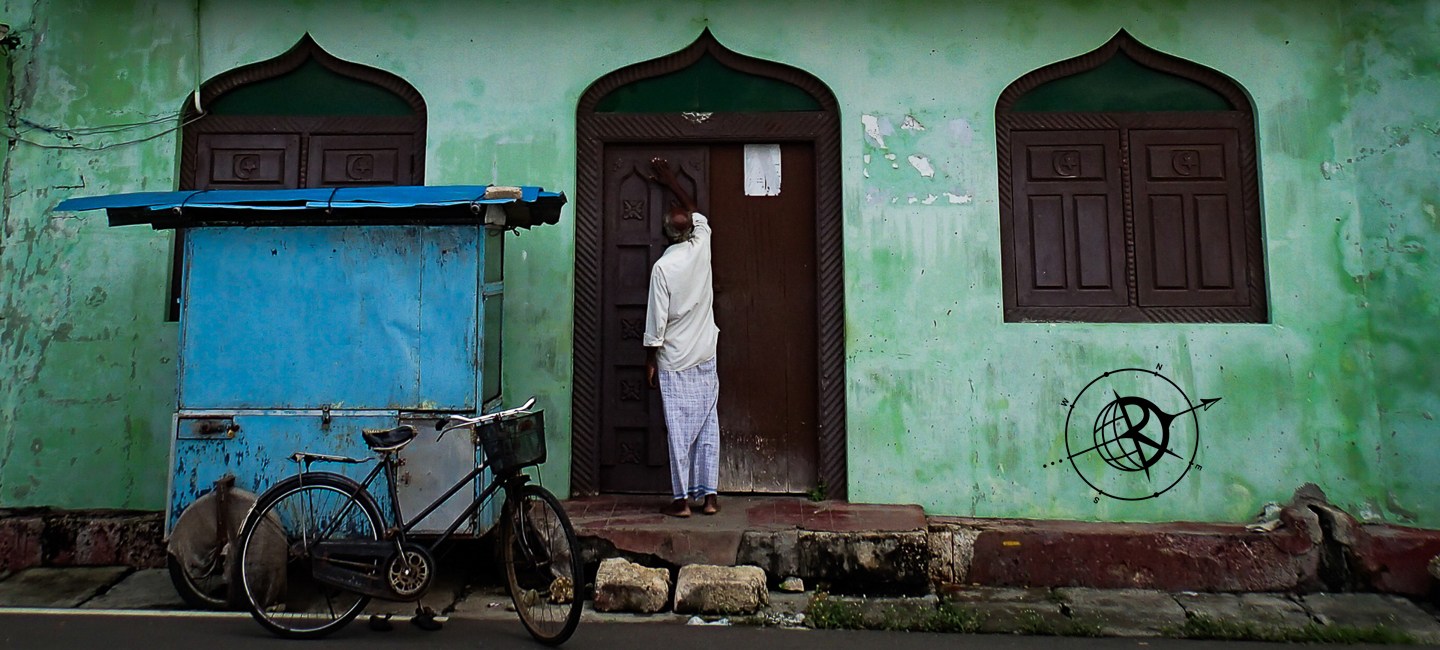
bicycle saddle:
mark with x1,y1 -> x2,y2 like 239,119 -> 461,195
361,425 -> 417,450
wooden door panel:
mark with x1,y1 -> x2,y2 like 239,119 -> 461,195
1130,129 -> 1246,306
307,134 -> 414,187
1009,130 -> 1127,307
599,146 -> 708,493
196,133 -> 301,190
709,143 -> 818,493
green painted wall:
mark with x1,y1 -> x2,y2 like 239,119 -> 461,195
3,0 -> 1435,527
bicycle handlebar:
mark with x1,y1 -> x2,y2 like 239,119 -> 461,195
435,396 -> 537,438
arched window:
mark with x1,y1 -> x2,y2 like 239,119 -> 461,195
996,31 -> 1266,323
168,34 -> 426,318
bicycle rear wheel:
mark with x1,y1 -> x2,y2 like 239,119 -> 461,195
235,472 -> 382,639
502,483 -> 583,645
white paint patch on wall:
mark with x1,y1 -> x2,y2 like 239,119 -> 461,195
862,114 -> 892,148
901,115 -> 926,131
945,192 -> 973,205
908,155 -> 935,178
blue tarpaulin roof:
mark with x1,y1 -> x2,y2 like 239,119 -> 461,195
54,185 -> 566,229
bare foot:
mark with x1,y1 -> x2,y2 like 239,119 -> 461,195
662,498 -> 691,518
702,494 -> 720,515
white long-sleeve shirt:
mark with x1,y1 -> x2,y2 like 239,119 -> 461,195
643,212 -> 719,372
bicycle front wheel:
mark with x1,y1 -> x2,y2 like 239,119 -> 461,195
235,472 -> 382,639
502,484 -> 583,645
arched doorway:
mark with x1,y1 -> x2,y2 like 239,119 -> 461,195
572,30 -> 846,498
169,34 -> 426,318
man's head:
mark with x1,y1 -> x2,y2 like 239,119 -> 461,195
662,203 -> 693,243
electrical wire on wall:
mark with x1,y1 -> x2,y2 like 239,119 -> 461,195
0,4 -> 207,152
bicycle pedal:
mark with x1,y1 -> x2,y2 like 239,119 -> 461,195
368,614 -> 394,632
411,607 -> 444,631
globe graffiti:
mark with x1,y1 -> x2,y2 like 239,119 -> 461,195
1056,368 -> 1219,501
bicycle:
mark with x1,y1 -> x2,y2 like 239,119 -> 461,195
232,398 -> 583,645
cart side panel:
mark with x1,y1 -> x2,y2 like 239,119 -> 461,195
167,412 -> 398,533
179,225 -> 480,411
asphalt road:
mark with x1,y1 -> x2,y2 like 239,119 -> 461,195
0,611 -> 1397,650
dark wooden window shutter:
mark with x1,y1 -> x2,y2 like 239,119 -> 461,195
996,31 -> 1266,323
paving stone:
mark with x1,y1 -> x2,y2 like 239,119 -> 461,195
942,587 -> 1067,634
1299,592 -> 1440,640
674,564 -> 767,614
778,576 -> 804,592
0,566 -> 130,608
593,558 -> 670,613
1173,592 -> 1312,629
1057,587 -> 1186,637
766,591 -> 811,616
82,568 -> 186,610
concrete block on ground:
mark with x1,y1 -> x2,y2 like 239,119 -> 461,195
82,568 -> 186,610
1299,592 -> 1440,641
593,558 -> 671,613
0,566 -> 130,608
1057,587 -> 1186,637
941,586 -> 1067,634
674,564 -> 768,614
796,530 -> 929,595
1173,592 -> 1312,629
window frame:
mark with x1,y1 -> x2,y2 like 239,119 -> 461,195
995,31 -> 1267,324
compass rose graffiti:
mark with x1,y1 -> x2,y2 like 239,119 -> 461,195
1049,368 -> 1220,501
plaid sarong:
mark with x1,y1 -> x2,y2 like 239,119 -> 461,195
658,358 -> 720,500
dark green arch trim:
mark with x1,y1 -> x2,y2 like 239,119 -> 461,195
209,58 -> 414,116
1012,51 -> 1232,112
594,52 -> 821,113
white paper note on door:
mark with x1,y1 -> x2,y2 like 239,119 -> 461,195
743,144 -> 782,196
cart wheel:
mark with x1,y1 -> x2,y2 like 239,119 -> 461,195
167,484 -> 256,610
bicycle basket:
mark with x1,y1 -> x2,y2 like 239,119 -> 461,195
479,411 -> 546,474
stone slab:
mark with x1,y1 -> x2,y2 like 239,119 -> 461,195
594,558 -> 671,613
674,564 -> 767,614
1299,592 -> 1440,639
81,568 -> 187,610
1173,592 -> 1313,629
0,566 -> 130,608
1057,587 -> 1186,637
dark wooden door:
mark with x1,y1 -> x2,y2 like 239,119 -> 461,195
599,146 -> 709,493
597,143 -> 818,494
709,143 -> 817,492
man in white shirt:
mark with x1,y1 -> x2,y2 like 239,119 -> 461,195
643,158 -> 720,518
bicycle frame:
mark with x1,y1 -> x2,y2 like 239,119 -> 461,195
294,442 -> 527,559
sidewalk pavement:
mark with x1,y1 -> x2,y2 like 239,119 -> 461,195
1,565 -> 1438,643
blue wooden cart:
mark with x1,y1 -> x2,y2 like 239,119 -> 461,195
57,185 -> 565,606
